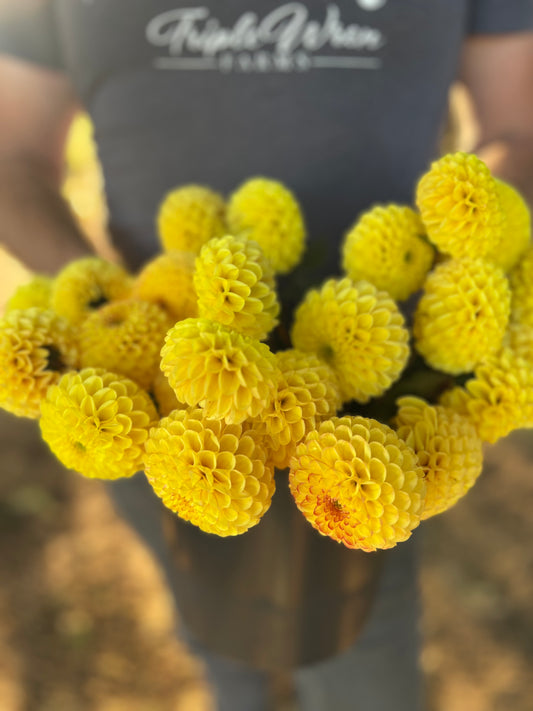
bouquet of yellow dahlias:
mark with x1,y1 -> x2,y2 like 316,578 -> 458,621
2,156 -> 532,553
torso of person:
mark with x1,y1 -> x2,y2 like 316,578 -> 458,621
52,0 -> 469,307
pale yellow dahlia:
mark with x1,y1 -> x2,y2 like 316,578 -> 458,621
253,349 -> 342,470
51,257 -> 132,324
413,258 -> 510,374
509,246 -> 533,327
416,152 -> 504,259
194,234 -> 279,340
342,204 -> 435,301
6,275 -> 53,312
144,408 -> 275,536
484,180 -> 531,273
227,177 -> 306,274
289,416 -> 426,552
132,251 -> 198,321
157,185 -> 227,254
0,308 -> 79,418
291,278 -> 410,404
78,299 -> 174,389
504,322 -> 533,365
40,368 -> 157,479
160,318 -> 280,423
395,396 -> 483,519
440,349 -> 533,443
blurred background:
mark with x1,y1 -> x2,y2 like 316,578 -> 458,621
1,88 -> 533,711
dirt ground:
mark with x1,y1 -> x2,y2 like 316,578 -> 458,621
1,406 -> 533,711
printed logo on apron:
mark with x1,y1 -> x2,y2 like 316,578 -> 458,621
145,3 -> 387,74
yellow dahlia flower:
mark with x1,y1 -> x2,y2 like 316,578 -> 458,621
416,152 -> 504,259
413,258 -> 510,374
253,349 -> 342,470
160,318 -> 279,423
6,275 -> 53,312
504,322 -> 533,365
194,234 -> 279,340
40,368 -> 157,479
342,204 -> 434,301
227,177 -> 306,274
289,416 -> 426,552
395,396 -> 483,519
291,277 -> 410,404
509,246 -> 533,328
484,180 -> 530,273
78,299 -> 174,389
51,257 -> 132,324
145,408 -> 275,536
440,349 -> 533,443
157,185 -> 227,254
0,308 -> 79,418
132,251 -> 198,321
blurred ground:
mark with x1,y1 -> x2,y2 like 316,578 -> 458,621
1,88 -> 533,710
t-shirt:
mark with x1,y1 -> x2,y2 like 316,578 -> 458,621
3,1 -> 533,308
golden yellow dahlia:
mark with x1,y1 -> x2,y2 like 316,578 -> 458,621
291,277 -> 410,404
40,368 -> 157,479
413,258 -> 510,374
509,246 -> 533,328
78,299 -> 174,389
157,185 -> 227,254
51,257 -> 132,324
395,396 -> 483,519
194,234 -> 279,340
253,349 -> 342,470
484,179 -> 531,273
132,251 -> 198,321
440,349 -> 533,443
227,177 -> 306,274
289,416 -> 426,552
416,152 -> 504,259
342,204 -> 434,301
160,318 -> 279,423
0,308 -> 79,418
144,408 -> 275,536
6,275 -> 53,312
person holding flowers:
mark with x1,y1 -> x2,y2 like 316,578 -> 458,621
1,2 -> 533,710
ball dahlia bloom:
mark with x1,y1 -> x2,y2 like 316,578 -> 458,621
144,408 -> 275,536
509,246 -> 533,328
157,184 -> 227,254
416,152 -> 504,260
440,349 -> 533,444
291,277 -> 410,404
0,308 -> 79,418
51,257 -> 132,324
78,299 -> 174,389
132,250 -> 198,322
414,257 -> 510,374
253,349 -> 342,470
40,368 -> 157,479
484,180 -> 530,273
227,177 -> 306,274
342,204 -> 434,301
395,396 -> 483,519
160,318 -> 280,424
289,416 -> 426,552
6,275 -> 53,312
194,234 -> 279,340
